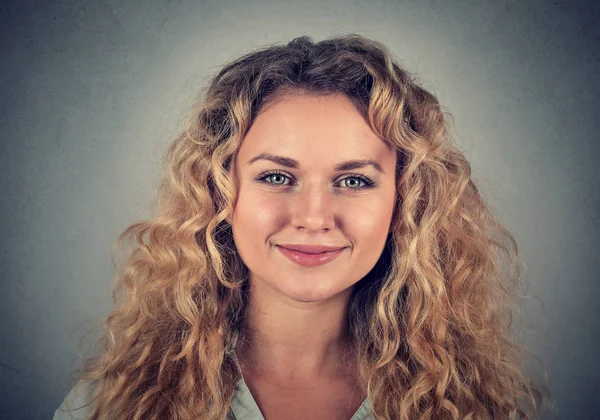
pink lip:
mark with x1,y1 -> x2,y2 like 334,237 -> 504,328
277,245 -> 346,267
277,244 -> 346,254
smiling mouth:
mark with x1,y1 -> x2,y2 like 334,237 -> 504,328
276,245 -> 346,267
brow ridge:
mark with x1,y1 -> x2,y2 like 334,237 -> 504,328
247,153 -> 384,173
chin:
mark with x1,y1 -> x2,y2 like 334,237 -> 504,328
275,279 -> 353,303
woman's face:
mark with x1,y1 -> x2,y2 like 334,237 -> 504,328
229,92 -> 398,303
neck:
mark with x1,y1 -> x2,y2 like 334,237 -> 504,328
235,278 -> 356,383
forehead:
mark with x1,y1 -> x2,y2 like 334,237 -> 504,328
236,93 -> 396,169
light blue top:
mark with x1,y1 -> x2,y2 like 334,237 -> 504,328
52,377 -> 374,420
53,332 -> 374,419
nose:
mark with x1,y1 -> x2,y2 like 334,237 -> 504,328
291,183 -> 337,232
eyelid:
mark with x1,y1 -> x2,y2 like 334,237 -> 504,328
255,170 -> 376,189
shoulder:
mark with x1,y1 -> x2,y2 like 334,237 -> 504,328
53,380 -> 96,420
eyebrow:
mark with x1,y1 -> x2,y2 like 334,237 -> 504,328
247,153 -> 384,173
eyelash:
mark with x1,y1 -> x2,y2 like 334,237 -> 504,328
256,170 -> 376,191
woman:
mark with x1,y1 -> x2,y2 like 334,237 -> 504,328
54,34 -> 551,419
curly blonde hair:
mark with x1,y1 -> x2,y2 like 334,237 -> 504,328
67,34 -> 553,419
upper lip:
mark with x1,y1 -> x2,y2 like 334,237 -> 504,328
277,244 -> 347,254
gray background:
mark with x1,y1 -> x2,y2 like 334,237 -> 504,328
1,0 -> 598,418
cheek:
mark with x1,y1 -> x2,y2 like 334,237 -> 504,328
234,193 -> 287,242
232,194 -> 289,272
233,187 -> 394,242
345,194 -> 394,233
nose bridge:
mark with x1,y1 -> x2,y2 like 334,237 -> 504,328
292,179 -> 336,230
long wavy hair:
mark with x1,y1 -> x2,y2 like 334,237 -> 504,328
67,34 -> 554,419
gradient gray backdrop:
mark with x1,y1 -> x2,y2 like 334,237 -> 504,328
1,0 -> 598,418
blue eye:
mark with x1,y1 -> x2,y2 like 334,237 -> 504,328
261,172 -> 291,186
256,170 -> 375,191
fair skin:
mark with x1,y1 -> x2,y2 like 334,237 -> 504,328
228,92 -> 397,416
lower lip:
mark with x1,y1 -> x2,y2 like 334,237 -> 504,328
277,246 -> 346,267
